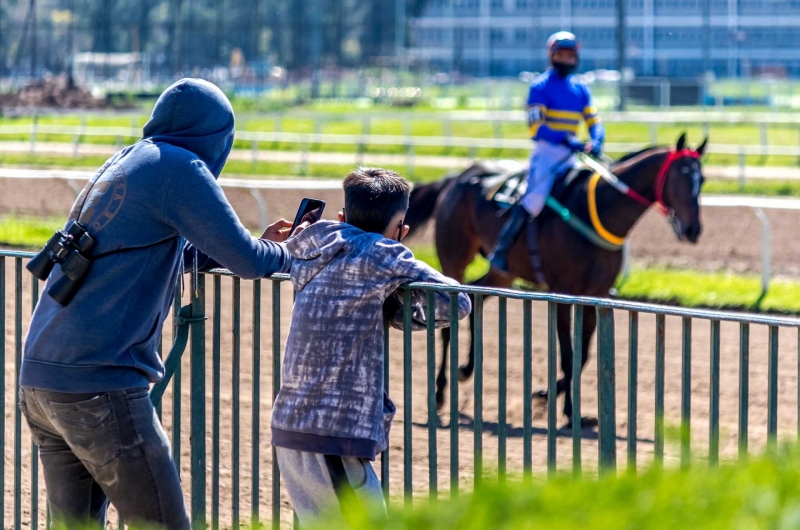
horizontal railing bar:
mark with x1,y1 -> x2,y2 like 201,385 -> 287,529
201,271 -> 800,326
6,253 -> 795,327
3,124 -> 800,157
9,109 -> 800,125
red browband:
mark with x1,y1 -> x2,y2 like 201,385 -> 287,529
625,149 -> 699,215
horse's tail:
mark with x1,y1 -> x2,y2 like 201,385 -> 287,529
406,175 -> 456,239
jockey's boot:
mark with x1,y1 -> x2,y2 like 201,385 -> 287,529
488,204 -> 530,275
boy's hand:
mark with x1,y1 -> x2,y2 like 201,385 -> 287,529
260,219 -> 293,242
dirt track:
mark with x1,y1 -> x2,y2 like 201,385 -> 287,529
4,274 -> 799,528
1,177 -> 800,528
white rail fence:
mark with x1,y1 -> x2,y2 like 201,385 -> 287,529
1,122 -> 799,184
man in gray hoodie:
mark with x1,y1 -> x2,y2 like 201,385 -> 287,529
271,167 -> 472,524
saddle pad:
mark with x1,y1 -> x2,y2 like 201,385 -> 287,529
485,166 -> 586,206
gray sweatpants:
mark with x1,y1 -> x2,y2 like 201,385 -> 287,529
276,447 -> 386,525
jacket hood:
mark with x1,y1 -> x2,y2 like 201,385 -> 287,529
142,78 -> 234,177
286,220 -> 377,290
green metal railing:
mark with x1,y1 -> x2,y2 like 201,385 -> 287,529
2,249 -> 800,529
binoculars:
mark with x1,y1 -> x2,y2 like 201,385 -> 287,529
27,221 -> 97,306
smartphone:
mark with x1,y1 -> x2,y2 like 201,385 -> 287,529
288,198 -> 326,237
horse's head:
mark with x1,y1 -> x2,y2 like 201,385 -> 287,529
658,133 -> 707,244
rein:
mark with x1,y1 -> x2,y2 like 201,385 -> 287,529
581,149 -> 700,247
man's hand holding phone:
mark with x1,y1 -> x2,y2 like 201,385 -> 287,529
260,219 -> 294,243
288,198 -> 325,237
259,198 -> 326,243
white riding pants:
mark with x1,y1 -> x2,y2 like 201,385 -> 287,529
519,140 -> 579,216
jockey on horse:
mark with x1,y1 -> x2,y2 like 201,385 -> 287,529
488,31 -> 606,275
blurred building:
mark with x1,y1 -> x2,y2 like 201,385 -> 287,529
410,0 -> 799,78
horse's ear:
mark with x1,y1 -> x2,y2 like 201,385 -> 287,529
676,133 -> 687,151
696,136 -> 709,157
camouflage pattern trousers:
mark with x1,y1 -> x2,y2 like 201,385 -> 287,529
19,387 -> 190,530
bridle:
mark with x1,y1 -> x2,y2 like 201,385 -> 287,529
653,149 -> 701,215
581,148 -> 701,217
583,148 -> 702,245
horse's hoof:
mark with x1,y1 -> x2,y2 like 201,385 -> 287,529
581,417 -> 599,429
532,389 -> 548,401
458,366 -> 473,382
567,416 -> 599,430
436,391 -> 445,411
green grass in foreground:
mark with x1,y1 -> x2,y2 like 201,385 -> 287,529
45,443 -> 800,529
409,245 -> 800,313
308,443 -> 800,529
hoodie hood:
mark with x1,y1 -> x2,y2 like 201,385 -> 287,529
142,78 -> 235,178
286,220 -> 377,290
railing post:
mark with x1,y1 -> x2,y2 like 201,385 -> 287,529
738,149 -> 746,189
190,272 -> 207,527
251,139 -> 259,167
30,114 -> 38,155
300,138 -> 309,176
596,307 -> 617,476
403,290 -> 413,506
249,188 -> 269,230
752,207 -> 771,304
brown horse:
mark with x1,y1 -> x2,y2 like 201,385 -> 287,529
405,134 -> 708,426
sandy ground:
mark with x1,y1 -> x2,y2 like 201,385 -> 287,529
2,268 -> 799,528
0,178 -> 798,527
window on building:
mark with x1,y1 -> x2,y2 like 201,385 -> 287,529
627,0 -> 645,11
739,0 -> 766,11
654,0 -> 701,11
626,27 -> 644,45
540,0 -> 561,12
515,28 -> 529,43
710,0 -> 728,13
491,29 -> 506,44
515,0 -> 530,10
455,0 -> 480,9
654,27 -> 703,49
491,0 -> 505,8
573,0 -> 615,10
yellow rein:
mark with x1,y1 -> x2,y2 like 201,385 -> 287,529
587,171 -> 627,247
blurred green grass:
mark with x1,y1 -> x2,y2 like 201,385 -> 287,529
307,443 -> 800,529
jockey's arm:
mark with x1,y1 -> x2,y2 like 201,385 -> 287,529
584,105 -> 605,146
582,86 -> 605,154
527,104 -> 568,144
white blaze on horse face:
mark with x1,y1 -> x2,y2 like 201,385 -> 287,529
691,163 -> 702,197
680,162 -> 702,198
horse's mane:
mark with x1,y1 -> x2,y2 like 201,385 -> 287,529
611,145 -> 671,174
615,145 -> 659,164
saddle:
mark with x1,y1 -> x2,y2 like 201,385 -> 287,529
479,164 -> 594,288
484,165 -> 590,208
